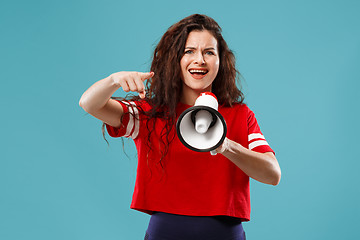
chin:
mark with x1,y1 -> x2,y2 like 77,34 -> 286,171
185,83 -> 212,92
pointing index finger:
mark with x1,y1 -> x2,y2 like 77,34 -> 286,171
139,71 -> 155,81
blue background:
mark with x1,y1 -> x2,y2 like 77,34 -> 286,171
1,0 -> 359,239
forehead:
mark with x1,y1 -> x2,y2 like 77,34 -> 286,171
185,30 -> 218,49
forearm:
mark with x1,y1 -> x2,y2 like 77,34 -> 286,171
79,75 -> 119,113
219,138 -> 281,185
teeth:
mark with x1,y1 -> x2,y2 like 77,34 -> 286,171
189,69 -> 208,74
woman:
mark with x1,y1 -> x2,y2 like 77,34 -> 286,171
80,14 -> 281,240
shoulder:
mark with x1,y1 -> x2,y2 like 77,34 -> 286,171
219,103 -> 259,128
219,102 -> 251,115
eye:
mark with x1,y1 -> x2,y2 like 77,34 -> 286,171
205,51 -> 215,55
184,50 -> 194,54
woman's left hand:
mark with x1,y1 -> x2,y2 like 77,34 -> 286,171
215,137 -> 230,154
215,137 -> 281,186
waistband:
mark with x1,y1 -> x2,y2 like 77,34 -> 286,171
146,212 -> 245,240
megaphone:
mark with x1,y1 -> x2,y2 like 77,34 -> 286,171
176,92 -> 227,155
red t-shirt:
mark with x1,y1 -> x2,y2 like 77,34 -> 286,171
106,100 -> 274,221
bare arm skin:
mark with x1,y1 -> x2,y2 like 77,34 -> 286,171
79,71 -> 154,127
216,138 -> 281,185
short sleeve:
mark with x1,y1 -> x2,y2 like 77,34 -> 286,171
247,108 -> 275,154
105,100 -> 141,139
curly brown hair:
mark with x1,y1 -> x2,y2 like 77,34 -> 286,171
104,14 -> 244,164
147,14 -> 244,117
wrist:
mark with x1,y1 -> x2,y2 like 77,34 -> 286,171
217,138 -> 246,155
108,72 -> 121,87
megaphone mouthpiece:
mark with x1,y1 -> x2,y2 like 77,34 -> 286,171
195,110 -> 213,134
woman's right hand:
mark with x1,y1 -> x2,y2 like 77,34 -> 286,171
111,71 -> 155,99
79,71 -> 154,127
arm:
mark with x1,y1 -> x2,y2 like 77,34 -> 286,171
79,71 -> 154,127
216,138 -> 281,185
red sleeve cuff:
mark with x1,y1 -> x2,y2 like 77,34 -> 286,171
105,100 -> 130,138
251,145 -> 275,155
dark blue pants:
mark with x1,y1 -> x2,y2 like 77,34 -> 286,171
145,212 -> 246,240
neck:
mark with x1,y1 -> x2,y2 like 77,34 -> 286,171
180,85 -> 212,105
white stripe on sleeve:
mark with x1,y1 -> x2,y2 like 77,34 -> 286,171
249,140 -> 269,150
122,101 -> 140,139
248,133 -> 265,141
124,102 -> 135,138
130,103 -> 140,139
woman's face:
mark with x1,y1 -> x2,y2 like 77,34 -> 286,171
180,30 -> 220,98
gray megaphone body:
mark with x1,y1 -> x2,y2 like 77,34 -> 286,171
176,92 -> 227,155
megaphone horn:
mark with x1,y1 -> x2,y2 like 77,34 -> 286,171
176,92 -> 227,154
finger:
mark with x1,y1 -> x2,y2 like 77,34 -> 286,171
138,71 -> 155,81
133,78 -> 146,98
127,78 -> 138,92
134,77 -> 145,92
139,91 -> 146,99
215,138 -> 229,154
119,80 -> 130,92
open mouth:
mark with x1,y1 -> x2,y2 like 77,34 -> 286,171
189,69 -> 209,76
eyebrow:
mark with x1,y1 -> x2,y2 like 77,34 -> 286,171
185,47 -> 216,51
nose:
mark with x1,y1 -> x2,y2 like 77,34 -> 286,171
194,52 -> 205,65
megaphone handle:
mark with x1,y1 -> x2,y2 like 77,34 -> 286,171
210,150 -> 217,156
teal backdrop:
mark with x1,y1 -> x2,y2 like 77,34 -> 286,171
1,0 -> 359,239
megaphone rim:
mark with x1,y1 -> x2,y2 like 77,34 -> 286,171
176,105 -> 227,152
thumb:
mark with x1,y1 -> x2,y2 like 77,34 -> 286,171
139,92 -> 146,99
